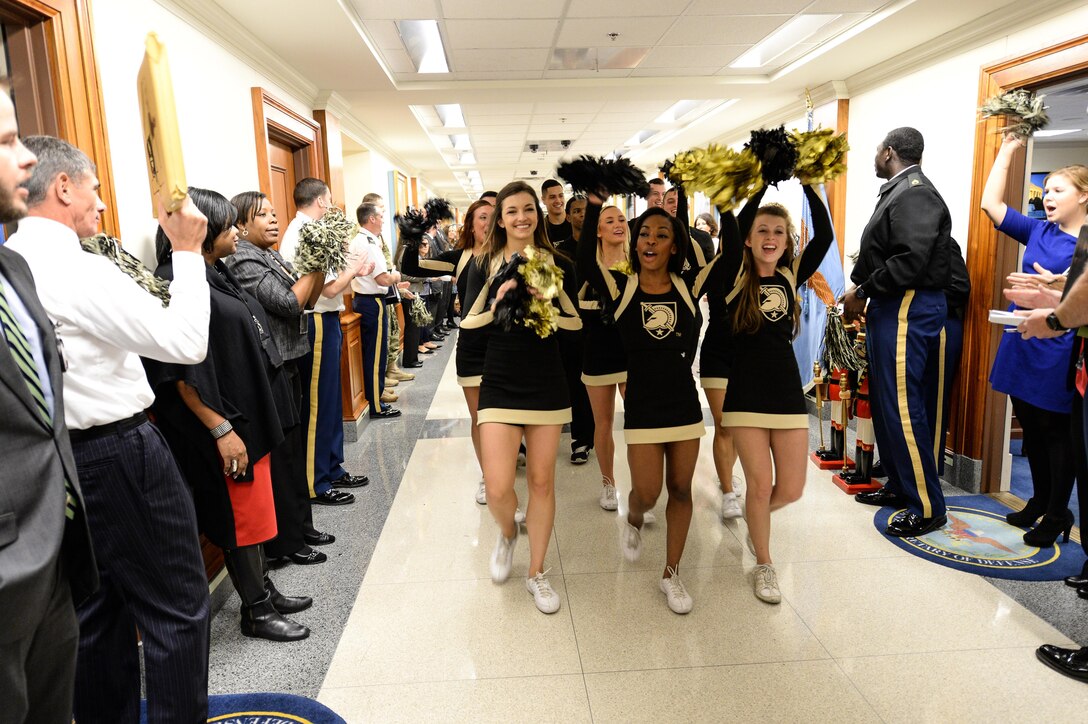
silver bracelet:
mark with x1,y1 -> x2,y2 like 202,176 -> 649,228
209,420 -> 233,439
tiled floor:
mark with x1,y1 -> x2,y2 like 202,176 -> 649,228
316,352 -> 1087,722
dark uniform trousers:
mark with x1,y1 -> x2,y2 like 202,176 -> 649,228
558,328 -> 594,449
71,422 -> 210,723
866,289 -> 947,519
354,294 -> 388,415
266,362 -> 317,557
300,311 -> 348,498
930,313 -> 964,475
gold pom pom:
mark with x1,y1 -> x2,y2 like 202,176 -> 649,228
789,128 -> 849,184
295,207 -> 358,275
518,246 -> 565,339
667,144 -> 763,212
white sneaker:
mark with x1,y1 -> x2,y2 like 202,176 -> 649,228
753,563 -> 781,604
643,511 -> 656,525
517,444 -> 527,467
525,570 -> 561,614
659,566 -> 694,614
619,518 -> 642,562
475,480 -> 487,505
514,507 -> 526,525
599,480 -> 618,511
489,529 -> 518,583
720,492 -> 743,520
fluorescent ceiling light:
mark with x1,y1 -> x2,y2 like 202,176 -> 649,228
459,152 -> 477,165
449,134 -> 472,151
730,14 -> 839,69
396,20 -> 449,74
1034,129 -> 1083,137
624,130 -> 658,147
436,104 -> 465,128
656,100 -> 703,124
549,47 -> 649,71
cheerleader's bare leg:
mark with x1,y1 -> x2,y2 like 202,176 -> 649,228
480,422 -> 522,540
704,388 -> 737,495
523,423 -> 561,576
662,438 -> 699,575
732,427 -> 774,565
768,428 -> 808,512
587,383 -> 619,486
626,443 -> 665,528
462,386 -> 483,473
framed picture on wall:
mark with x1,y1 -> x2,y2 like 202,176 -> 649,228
1026,172 -> 1047,219
391,170 -> 410,215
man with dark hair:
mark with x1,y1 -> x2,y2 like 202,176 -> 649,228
352,201 -> 401,418
0,89 -> 97,724
279,178 -> 368,507
664,186 -> 714,263
845,127 -> 953,538
6,133 -> 212,722
480,190 -> 497,204
541,179 -> 571,242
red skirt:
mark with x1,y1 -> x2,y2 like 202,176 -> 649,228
223,454 -> 278,547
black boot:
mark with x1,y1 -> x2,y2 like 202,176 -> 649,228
258,546 -> 313,614
1006,497 -> 1046,527
225,545 -> 310,642
1022,510 -> 1074,547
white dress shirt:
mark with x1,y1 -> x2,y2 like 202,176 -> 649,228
6,217 -> 210,430
279,210 -> 344,314
0,269 -> 54,418
349,228 -> 389,296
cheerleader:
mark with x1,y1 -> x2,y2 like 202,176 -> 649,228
719,183 -> 833,604
577,203 -> 630,511
578,190 -> 708,614
461,181 -> 580,614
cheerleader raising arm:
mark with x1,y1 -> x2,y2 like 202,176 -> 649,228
794,184 -> 835,285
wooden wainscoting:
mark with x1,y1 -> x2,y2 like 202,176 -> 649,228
340,295 -> 367,420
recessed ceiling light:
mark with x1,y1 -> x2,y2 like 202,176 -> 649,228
624,130 -> 658,147
1034,129 -> 1083,137
730,14 -> 840,69
436,104 -> 466,128
449,134 -> 472,151
459,152 -> 477,165
656,100 -> 703,124
396,20 -> 449,74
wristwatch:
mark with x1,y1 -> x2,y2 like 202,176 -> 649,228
1045,312 -> 1067,331
854,285 -> 867,300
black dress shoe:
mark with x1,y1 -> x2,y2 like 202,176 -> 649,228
334,473 -> 369,488
265,574 -> 313,614
289,547 -> 327,565
885,511 -> 947,538
1078,584 -> 1088,600
371,407 -> 402,418
241,596 -> 309,642
1036,644 -> 1088,683
311,489 -> 355,506
1064,562 -> 1088,588
304,530 -> 336,546
404,361 -> 424,368
871,460 -> 886,478
855,486 -> 904,507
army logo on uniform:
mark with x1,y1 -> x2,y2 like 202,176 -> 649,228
641,301 -> 676,339
759,285 -> 789,322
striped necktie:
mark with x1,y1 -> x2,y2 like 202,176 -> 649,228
0,280 -> 77,520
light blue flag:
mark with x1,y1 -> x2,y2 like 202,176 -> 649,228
793,183 -> 845,390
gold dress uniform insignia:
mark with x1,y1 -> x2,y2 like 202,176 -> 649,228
759,285 -> 789,322
641,301 -> 677,339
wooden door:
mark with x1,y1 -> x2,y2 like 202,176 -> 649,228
268,139 -> 296,247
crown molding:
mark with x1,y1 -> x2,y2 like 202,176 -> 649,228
314,91 -> 421,176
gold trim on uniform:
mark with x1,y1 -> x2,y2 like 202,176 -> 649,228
700,377 -> 728,390
456,374 -> 483,387
582,370 -> 627,386
625,422 -> 707,444
933,325 -> 947,464
420,258 -> 456,273
894,290 -> 932,517
477,407 -> 573,426
721,411 -> 809,429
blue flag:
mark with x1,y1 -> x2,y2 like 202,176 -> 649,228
793,183 -> 845,390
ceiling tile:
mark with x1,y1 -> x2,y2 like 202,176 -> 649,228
639,44 -> 748,68
533,101 -> 604,114
603,100 -> 674,113
527,124 -> 588,135
351,0 -> 437,20
462,103 -> 536,114
541,68 -> 633,79
365,21 -> 406,50
629,66 -> 719,77
473,132 -> 530,141
684,0 -> 811,13
468,114 -> 534,127
805,0 -> 891,10
381,47 -> 417,74
555,17 -> 672,47
530,113 -> 596,124
452,48 -> 549,72
660,15 -> 789,45
444,19 -> 559,49
567,0 -> 686,18
440,0 -> 560,18
447,71 -> 543,80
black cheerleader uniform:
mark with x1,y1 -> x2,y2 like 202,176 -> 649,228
716,185 -> 834,429
577,246 -> 629,386
579,203 -> 706,444
401,245 -> 487,386
461,248 -> 581,426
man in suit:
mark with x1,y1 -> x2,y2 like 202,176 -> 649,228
0,86 -> 97,724
844,127 -> 952,538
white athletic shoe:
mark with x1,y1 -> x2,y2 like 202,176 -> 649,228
643,511 -> 656,525
619,518 -> 643,562
475,480 -> 487,505
659,566 -> 694,614
720,492 -> 743,520
526,570 -> 561,614
517,444 -> 527,468
489,529 -> 518,583
753,564 -> 781,604
599,480 -> 618,511
514,508 -> 526,525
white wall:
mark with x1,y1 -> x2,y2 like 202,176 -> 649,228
342,147 -> 399,243
1031,141 -> 1088,173
841,4 -> 1088,275
92,0 -> 315,266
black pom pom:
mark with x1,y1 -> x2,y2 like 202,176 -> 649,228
745,126 -> 798,187
659,158 -> 675,179
395,208 -> 429,245
491,256 -> 530,332
424,197 -> 455,221
556,155 -> 651,198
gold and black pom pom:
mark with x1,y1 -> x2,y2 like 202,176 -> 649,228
746,126 -> 798,187
980,89 -> 1050,138
395,207 -> 429,246
295,207 -> 356,275
556,155 -> 651,198
81,233 -> 171,306
789,128 -> 849,184
667,144 -> 763,212
493,247 -> 565,339
424,197 -> 455,222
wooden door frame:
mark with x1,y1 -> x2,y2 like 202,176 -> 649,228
250,87 -> 323,202
1,0 -> 118,234
955,33 -> 1088,492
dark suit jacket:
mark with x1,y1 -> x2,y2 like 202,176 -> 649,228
0,246 -> 97,643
